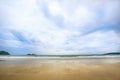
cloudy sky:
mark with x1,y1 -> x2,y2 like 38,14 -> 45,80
0,0 -> 120,55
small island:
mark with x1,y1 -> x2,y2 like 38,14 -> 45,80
27,53 -> 36,56
0,51 -> 10,55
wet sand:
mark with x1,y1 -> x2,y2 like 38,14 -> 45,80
0,57 -> 120,80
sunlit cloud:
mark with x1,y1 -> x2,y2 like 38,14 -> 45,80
0,0 -> 120,55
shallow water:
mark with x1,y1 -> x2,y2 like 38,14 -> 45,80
0,55 -> 120,65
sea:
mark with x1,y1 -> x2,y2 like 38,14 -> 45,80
0,55 -> 120,65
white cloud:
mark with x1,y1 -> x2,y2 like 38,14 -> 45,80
0,0 -> 120,54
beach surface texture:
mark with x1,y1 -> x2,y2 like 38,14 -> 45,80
0,56 -> 120,80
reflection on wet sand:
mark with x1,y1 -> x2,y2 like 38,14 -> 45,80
0,57 -> 120,80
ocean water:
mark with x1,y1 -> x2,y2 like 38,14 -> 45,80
0,55 -> 120,65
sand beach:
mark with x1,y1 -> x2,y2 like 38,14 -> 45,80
0,56 -> 120,80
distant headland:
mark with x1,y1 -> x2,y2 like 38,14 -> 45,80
0,51 -> 10,55
0,50 -> 120,56
103,52 -> 120,55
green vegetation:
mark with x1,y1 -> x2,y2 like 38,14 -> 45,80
103,52 -> 120,55
27,54 -> 36,56
0,51 -> 10,55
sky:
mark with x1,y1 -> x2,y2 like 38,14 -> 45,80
0,0 -> 120,55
